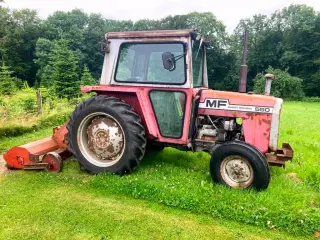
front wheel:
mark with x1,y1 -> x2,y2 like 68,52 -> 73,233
210,141 -> 270,190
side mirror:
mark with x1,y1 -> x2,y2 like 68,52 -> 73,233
100,40 -> 110,53
162,52 -> 176,71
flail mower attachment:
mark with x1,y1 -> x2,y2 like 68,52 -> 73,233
3,123 -> 72,172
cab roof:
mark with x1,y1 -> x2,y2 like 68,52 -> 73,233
105,29 -> 198,39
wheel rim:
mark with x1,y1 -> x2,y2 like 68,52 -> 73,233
77,112 -> 125,167
220,155 -> 254,188
43,152 -> 62,172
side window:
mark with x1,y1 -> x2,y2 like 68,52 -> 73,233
116,48 -> 135,80
150,91 -> 186,138
192,40 -> 204,87
115,43 -> 186,84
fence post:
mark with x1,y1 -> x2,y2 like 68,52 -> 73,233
36,88 -> 43,115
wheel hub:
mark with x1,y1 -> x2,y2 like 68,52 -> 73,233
220,155 -> 253,188
226,161 -> 250,182
85,116 -> 124,162
94,130 -> 109,149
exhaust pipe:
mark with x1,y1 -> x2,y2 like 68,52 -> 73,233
238,27 -> 248,93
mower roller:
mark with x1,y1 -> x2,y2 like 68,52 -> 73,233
3,29 -> 294,190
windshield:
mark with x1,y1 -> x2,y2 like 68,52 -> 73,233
192,39 -> 204,87
115,43 -> 186,84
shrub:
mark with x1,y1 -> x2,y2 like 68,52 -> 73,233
0,88 -> 74,138
302,97 -> 320,102
80,65 -> 96,86
253,67 -> 305,100
0,111 -> 70,139
0,125 -> 37,138
0,63 -> 17,95
22,98 -> 36,112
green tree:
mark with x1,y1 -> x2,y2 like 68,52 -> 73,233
34,38 -> 54,88
80,65 -> 96,86
83,13 -> 106,79
0,9 -> 41,85
0,62 -> 17,95
51,39 -> 79,99
253,66 -> 304,99
160,12 -> 232,90
133,19 -> 161,30
231,4 -> 320,96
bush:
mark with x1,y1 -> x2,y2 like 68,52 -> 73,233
22,98 -> 36,112
0,125 -> 37,138
302,97 -> 320,102
0,88 -> 74,138
253,67 -> 305,100
0,64 -> 17,95
0,111 -> 70,139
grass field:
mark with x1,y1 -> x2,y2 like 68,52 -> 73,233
0,101 -> 319,239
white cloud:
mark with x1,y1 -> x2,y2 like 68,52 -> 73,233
3,0 -> 320,32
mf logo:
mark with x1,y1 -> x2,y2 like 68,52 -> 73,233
205,99 -> 228,108
199,98 -> 274,114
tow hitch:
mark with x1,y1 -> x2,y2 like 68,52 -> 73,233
266,143 -> 294,167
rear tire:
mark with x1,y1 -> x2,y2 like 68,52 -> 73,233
210,141 -> 270,190
67,95 -> 146,175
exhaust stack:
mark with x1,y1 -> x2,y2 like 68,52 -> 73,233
238,28 -> 248,93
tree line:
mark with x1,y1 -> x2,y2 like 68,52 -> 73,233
0,4 -> 319,98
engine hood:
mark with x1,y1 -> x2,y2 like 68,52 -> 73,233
197,89 -> 283,152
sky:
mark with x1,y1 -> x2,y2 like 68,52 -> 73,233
3,0 -> 320,32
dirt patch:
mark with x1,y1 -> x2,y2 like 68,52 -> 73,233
0,155 -> 9,174
287,172 -> 301,183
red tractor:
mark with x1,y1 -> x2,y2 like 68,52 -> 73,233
4,29 -> 293,190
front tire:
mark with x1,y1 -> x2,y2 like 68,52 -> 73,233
210,141 -> 270,190
67,95 -> 146,175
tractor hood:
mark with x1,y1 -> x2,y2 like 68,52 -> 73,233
197,89 -> 283,152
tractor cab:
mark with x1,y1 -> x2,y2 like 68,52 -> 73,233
97,30 -> 208,140
100,29 -> 208,89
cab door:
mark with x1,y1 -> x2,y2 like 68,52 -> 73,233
113,41 -> 193,144
149,90 -> 186,138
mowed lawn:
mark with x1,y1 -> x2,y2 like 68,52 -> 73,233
0,101 -> 319,239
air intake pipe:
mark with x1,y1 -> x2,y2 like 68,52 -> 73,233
264,73 -> 275,96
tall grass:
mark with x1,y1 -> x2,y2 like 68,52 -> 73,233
0,89 -> 89,138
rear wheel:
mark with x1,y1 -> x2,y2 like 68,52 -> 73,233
210,141 -> 270,190
67,95 -> 146,175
